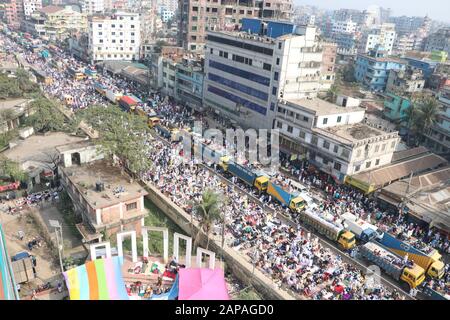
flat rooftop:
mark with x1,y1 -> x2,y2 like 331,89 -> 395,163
61,160 -> 148,209
315,123 -> 391,144
4,132 -> 86,164
0,98 -> 29,112
285,98 -> 363,116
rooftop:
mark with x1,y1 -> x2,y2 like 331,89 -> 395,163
359,53 -> 406,64
39,5 -> 64,14
0,98 -> 29,113
60,160 -> 148,210
314,123 -> 391,144
284,97 -> 363,116
4,132 -> 86,164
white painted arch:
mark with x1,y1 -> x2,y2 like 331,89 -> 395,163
89,242 -> 112,261
142,226 -> 169,263
173,232 -> 192,268
196,247 -> 216,269
116,230 -> 138,263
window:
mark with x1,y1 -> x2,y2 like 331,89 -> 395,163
120,47 -> 123,50
207,85 -> 266,115
366,161 -> 371,168
120,39 -> 123,43
263,63 -> 271,71
333,145 -> 338,153
212,8 -> 217,13
99,39 -> 103,43
375,145 -> 380,153
126,202 -> 137,211
276,58 -> 280,65
354,165 -> 361,172
277,121 -> 282,128
111,24 -> 115,28
270,103 -> 275,111
323,118 -> 328,125
287,125 -> 293,133
97,47 -> 101,51
98,24 -> 102,28
375,159 -> 380,166
192,26 -> 197,31
208,73 -> 268,101
98,32 -> 102,35
210,48 -> 213,54
299,131 -> 305,139
311,136 -> 318,145
192,6 -> 198,11
278,42 -> 282,49
341,149 -> 350,159
209,60 -> 270,86
112,32 -> 115,35
323,141 -> 330,149
337,116 -> 342,123
112,39 -> 116,43
224,52 -> 228,59
272,86 -> 277,95
303,116 -> 309,122
207,35 -> 273,56
131,40 -> 135,43
334,162 -> 341,171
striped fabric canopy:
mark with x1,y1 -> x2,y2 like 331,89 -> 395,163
63,256 -> 129,300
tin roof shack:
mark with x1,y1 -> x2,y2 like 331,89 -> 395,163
12,257 -> 35,284
57,142 -> 148,243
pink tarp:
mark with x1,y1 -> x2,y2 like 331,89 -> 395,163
178,268 -> 230,300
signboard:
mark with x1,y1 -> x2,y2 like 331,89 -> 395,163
344,176 -> 375,194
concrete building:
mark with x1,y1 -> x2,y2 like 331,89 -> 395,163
160,7 -> 174,23
88,11 -> 140,63
383,92 -> 412,122
389,16 -> 430,35
80,0 -> 104,15
159,0 -> 177,12
319,42 -> 336,91
23,0 -> 42,17
331,32 -> 359,56
148,46 -> 184,90
5,0 -> 23,29
175,55 -> 204,111
393,34 -> 415,55
424,28 -> 450,55
0,99 -> 34,134
359,23 -> 396,55
386,66 -> 425,95
355,48 -> 406,92
203,20 -> 323,129
422,86 -> 450,158
275,97 -> 400,181
57,141 -> 148,242
332,19 -> 357,34
403,56 -> 440,82
177,0 -> 293,52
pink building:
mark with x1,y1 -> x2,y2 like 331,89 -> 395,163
5,0 -> 23,29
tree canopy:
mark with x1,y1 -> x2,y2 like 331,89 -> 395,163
25,97 -> 69,132
0,68 -> 39,99
193,189 -> 223,249
75,105 -> 152,176
0,156 -> 27,182
405,96 -> 440,145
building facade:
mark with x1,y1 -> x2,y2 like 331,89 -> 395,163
5,0 -> 24,29
359,23 -> 396,55
355,48 -> 406,92
175,57 -> 204,111
23,0 -> 42,17
383,92 -> 412,122
386,67 -> 425,94
203,21 -> 323,129
424,28 -> 450,55
275,97 -> 400,181
319,42 -> 337,91
81,0 -> 105,15
177,0 -> 293,52
88,11 -> 141,63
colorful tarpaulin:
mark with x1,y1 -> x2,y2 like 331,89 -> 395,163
63,256 -> 129,300
178,268 -> 230,300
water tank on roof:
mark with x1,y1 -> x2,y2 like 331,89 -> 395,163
96,182 -> 105,192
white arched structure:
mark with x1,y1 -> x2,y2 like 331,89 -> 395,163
196,247 -> 216,269
89,242 -> 112,261
142,227 -> 169,263
116,230 -> 138,263
173,232 -> 192,268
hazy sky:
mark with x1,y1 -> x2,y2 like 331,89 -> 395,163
295,0 -> 450,23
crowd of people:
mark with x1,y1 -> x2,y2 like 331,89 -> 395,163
2,31 -> 448,299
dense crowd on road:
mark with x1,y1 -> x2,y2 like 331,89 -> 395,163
2,31 -> 448,299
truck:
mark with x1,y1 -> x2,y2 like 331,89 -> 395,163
359,241 -> 426,291
226,161 -> 269,192
119,95 -> 138,112
267,181 -> 306,212
93,82 -> 107,96
376,232 -> 445,279
105,89 -> 122,103
299,209 -> 356,250
341,212 -> 380,243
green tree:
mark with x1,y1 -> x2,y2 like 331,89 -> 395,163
417,97 -> 439,133
326,84 -> 340,103
25,97 -> 67,132
404,104 -> 420,145
75,105 -> 152,177
0,156 -> 27,182
193,189 -> 222,250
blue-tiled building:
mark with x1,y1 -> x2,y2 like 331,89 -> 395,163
403,57 -> 439,81
355,49 -> 406,92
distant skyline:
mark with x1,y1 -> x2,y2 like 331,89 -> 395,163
295,0 -> 450,23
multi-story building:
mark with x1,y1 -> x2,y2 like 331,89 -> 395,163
26,5 -> 88,41
386,66 -> 425,94
424,28 -> 450,55
148,46 -> 184,90
331,32 -> 359,56
359,23 -> 396,55
5,0 -> 23,29
57,142 -> 149,242
383,92 -> 412,122
23,0 -> 42,17
389,16 -> 429,35
160,7 -> 174,23
161,54 -> 179,97
275,97 -> 400,181
332,19 -> 357,34
80,0 -> 104,15
355,48 -> 406,92
175,56 -> 204,111
393,34 -> 415,55
159,0 -> 177,12
177,0 -> 293,52
203,20 -> 323,129
422,86 -> 450,158
88,11 -> 141,63
403,56 -> 439,81
320,42 -> 336,91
